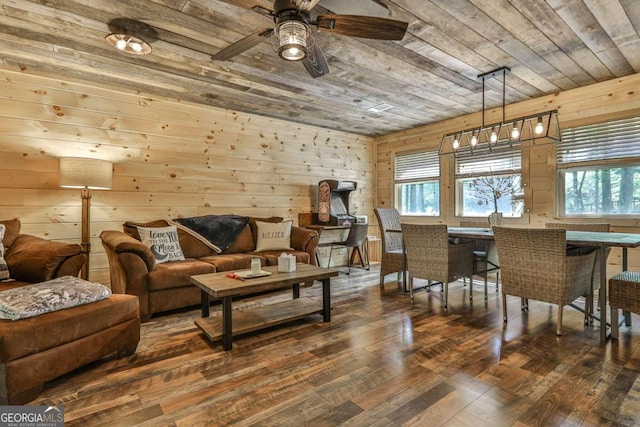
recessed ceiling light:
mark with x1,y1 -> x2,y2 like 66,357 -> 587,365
368,103 -> 393,113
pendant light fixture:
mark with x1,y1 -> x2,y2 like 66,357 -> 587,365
439,67 -> 561,157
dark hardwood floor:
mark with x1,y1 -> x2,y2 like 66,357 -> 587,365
34,265 -> 640,426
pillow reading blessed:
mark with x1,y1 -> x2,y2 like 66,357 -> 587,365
255,220 -> 293,252
0,225 -> 9,281
137,225 -> 186,264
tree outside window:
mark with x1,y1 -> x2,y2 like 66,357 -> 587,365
458,174 -> 523,217
562,165 -> 640,214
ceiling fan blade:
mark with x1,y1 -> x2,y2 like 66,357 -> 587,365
318,0 -> 390,18
316,14 -> 408,40
212,28 -> 273,61
221,0 -> 274,12
303,37 -> 330,78
292,0 -> 321,12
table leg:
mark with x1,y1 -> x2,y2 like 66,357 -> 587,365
322,278 -> 331,322
622,248 -> 632,326
222,296 -> 233,351
293,283 -> 300,299
599,246 -> 608,344
201,289 -> 210,317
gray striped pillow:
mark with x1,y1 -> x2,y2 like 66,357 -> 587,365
0,225 -> 9,281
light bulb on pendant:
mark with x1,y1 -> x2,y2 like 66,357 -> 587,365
535,117 -> 544,135
470,132 -> 478,148
452,136 -> 460,150
511,124 -> 520,139
490,128 -> 498,144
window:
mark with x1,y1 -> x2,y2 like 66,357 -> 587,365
455,150 -> 523,217
557,116 -> 640,216
394,150 -> 440,216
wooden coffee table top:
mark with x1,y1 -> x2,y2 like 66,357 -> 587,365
191,263 -> 339,298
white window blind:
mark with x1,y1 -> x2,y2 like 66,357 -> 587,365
455,150 -> 521,176
558,116 -> 640,164
395,150 -> 439,182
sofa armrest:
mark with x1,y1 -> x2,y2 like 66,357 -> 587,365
100,230 -> 156,272
291,226 -> 320,266
100,230 -> 156,321
5,235 -> 85,283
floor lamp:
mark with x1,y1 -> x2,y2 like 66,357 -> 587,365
59,158 -> 113,280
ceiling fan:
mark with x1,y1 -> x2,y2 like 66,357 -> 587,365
212,0 -> 409,78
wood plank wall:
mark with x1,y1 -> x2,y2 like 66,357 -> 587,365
376,73 -> 640,274
0,68 -> 376,285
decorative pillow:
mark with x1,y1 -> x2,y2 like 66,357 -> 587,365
0,218 -> 20,249
0,225 -> 9,281
137,226 -> 186,264
124,220 -> 213,259
255,220 -> 293,252
0,276 -> 111,321
5,235 -> 82,283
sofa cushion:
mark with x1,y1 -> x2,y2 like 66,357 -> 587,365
123,220 -> 214,259
137,225 -> 186,264
222,224 -> 255,254
147,259 -> 215,292
199,253 -> 262,272
0,293 -> 139,363
251,250 -> 310,266
0,225 -> 9,281
0,276 -> 111,321
255,220 -> 293,252
0,218 -> 20,249
6,235 -> 83,283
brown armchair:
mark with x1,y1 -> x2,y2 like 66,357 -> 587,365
493,227 -> 596,336
1,218 -> 86,287
0,218 -> 140,404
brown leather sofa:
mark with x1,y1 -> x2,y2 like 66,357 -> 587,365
100,216 -> 319,322
0,218 -> 141,404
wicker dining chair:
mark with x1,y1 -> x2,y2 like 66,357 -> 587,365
374,208 -> 405,287
460,220 -> 500,299
493,227 -> 596,336
401,224 -> 474,308
545,222 -> 610,319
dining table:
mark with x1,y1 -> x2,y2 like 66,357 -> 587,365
392,226 -> 640,343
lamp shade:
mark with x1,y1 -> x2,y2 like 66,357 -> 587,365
59,158 -> 113,190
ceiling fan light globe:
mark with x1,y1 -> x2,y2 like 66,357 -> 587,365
279,44 -> 307,61
277,20 -> 308,61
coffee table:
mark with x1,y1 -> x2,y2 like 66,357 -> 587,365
191,263 -> 339,350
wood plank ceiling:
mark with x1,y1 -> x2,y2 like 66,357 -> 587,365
0,0 -> 638,136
